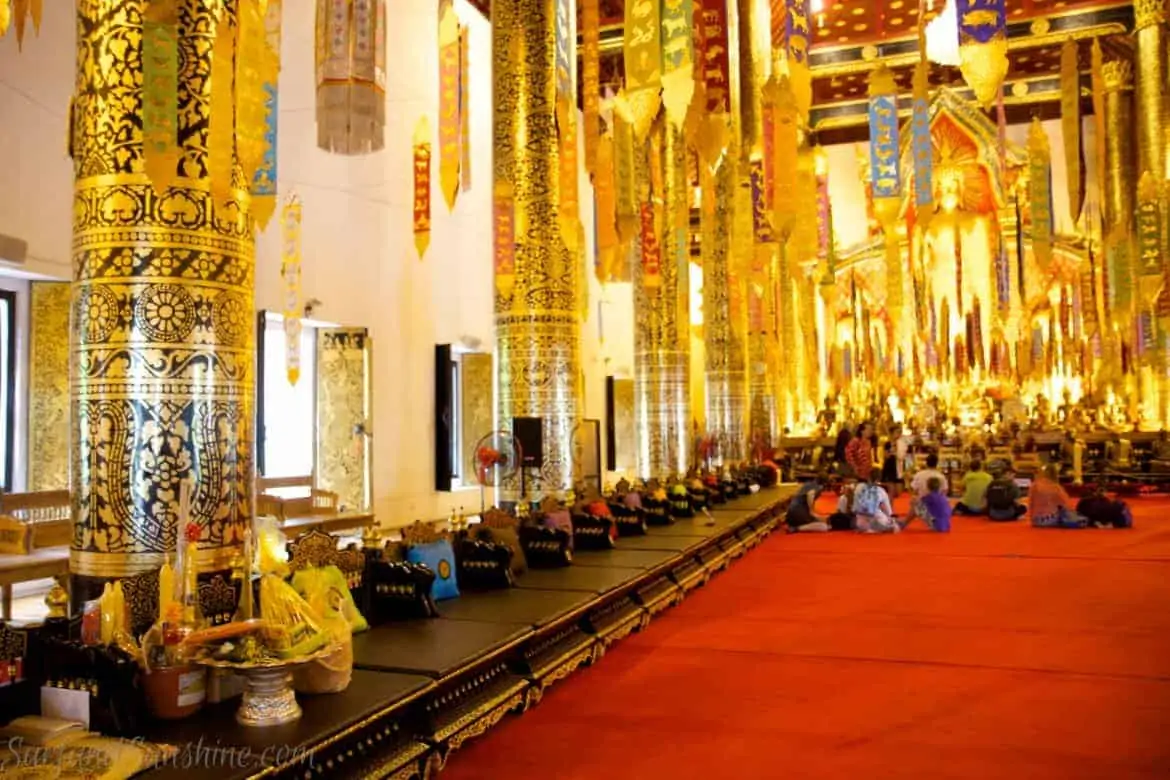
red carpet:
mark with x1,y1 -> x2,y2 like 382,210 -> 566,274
441,499 -> 1170,780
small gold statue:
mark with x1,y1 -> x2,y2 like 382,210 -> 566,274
45,576 -> 69,619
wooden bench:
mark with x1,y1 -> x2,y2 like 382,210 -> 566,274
0,490 -> 72,620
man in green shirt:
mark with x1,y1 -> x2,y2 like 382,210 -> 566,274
955,460 -> 993,515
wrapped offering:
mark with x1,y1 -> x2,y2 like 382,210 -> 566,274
258,574 -> 330,659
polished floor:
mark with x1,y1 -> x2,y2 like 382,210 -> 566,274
443,497 -> 1170,779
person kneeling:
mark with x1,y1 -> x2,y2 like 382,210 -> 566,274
853,477 -> 899,534
986,467 -> 1027,521
954,460 -> 992,515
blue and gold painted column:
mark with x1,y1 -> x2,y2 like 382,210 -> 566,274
492,0 -> 582,498
70,0 -> 253,597
634,118 -> 691,480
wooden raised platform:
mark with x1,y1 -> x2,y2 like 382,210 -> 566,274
140,487 -> 792,780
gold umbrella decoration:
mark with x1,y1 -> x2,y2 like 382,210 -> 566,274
316,0 -> 387,155
955,0 -> 1008,108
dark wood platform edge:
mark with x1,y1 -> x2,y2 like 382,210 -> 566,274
253,492 -> 788,780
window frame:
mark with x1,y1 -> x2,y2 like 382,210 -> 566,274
256,311 -> 321,481
0,289 -> 15,492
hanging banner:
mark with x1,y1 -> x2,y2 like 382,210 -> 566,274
816,161 -> 831,259
641,202 -> 662,286
867,67 -> 901,201
1060,38 -> 1084,226
995,224 -> 1011,315
253,0 -> 283,230
438,0 -> 461,212
785,0 -> 812,119
770,78 -> 799,240
412,117 -> 432,258
10,0 -> 42,48
748,248 -> 767,333
696,0 -> 731,163
493,182 -> 516,298
911,60 -> 933,227
614,105 -> 639,243
460,25 -> 471,192
281,195 -> 303,386
955,0 -> 1007,107
1082,253 -> 1099,333
596,136 -> 620,281
555,0 -> 574,110
1090,40 -> 1107,215
750,158 -> 771,243
559,107 -> 581,252
236,0 -> 269,203
661,0 -> 695,127
209,11 -> 237,200
142,1 -> 180,195
0,0 -> 8,36
793,152 -> 818,261
1137,172 -> 1163,294
583,0 -> 600,178
1028,119 -> 1053,272
624,0 -> 663,138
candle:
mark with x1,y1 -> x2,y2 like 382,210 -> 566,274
158,555 -> 175,619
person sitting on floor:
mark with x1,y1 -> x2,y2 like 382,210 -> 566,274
909,453 -> 947,520
826,483 -> 858,531
785,480 -> 832,533
986,467 -> 1027,521
955,460 -> 993,515
853,476 -> 899,534
1075,487 -> 1134,529
920,477 -> 953,533
1029,465 -> 1087,528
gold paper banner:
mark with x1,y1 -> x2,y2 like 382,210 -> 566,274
596,135 -> 620,281
282,195 -> 304,386
439,0 -> 461,212
661,0 -> 695,127
10,0 -> 42,48
236,0 -> 268,198
1090,39 -> 1107,220
1028,118 -> 1052,272
0,1 -> 9,36
559,108 -> 581,252
583,0 -> 601,177
460,24 -> 471,193
209,11 -> 237,200
1137,172 -> 1163,304
253,0 -> 282,230
624,0 -> 663,138
614,104 -> 639,243
315,0 -> 387,154
641,202 -> 662,286
413,117 -> 432,258
1060,38 -> 1084,225
142,1 -> 179,195
493,182 -> 515,298
769,77 -> 798,240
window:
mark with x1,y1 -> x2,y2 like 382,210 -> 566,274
260,314 -> 318,483
449,356 -> 461,483
0,290 -> 13,492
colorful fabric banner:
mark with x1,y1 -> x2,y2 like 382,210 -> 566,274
595,136 -> 620,281
493,182 -> 515,298
1060,38 -> 1084,226
696,0 -> 731,163
911,60 -> 933,227
785,0 -> 812,119
559,106 -> 580,252
236,0 -> 269,203
412,117 -> 432,258
209,12 -> 237,200
583,0 -> 600,178
624,0 -> 663,138
748,248 -> 766,333
1027,119 -> 1052,272
661,0 -> 695,126
253,0 -> 282,230
142,1 -> 179,195
439,0 -> 461,212
460,25 -> 471,193
770,78 -> 799,240
956,0 -> 1007,107
281,194 -> 303,386
815,161 -> 831,259
750,158 -> 771,244
1137,172 -> 1163,286
995,224 -> 1011,314
867,67 -> 901,201
641,202 -> 662,286
614,106 -> 639,243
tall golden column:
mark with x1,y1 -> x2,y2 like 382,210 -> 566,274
1134,0 -> 1168,185
634,119 -> 691,479
492,0 -> 582,497
70,0 -> 253,599
1102,59 -> 1137,330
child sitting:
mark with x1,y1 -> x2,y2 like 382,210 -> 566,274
920,477 -> 953,532
853,477 -> 898,534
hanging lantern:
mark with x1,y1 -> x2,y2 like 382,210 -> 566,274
316,0 -> 387,155
955,0 -> 1007,108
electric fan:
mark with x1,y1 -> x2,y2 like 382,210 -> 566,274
472,430 -> 522,512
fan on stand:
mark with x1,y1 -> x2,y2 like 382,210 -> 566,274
472,430 -> 522,513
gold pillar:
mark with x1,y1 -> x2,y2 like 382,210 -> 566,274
492,0 -> 581,498
703,158 -> 748,463
634,120 -> 691,480
1103,59 -> 1136,326
1135,0 -> 1168,185
70,0 -> 253,597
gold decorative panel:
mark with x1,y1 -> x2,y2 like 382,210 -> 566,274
28,282 -> 71,492
70,0 -> 254,583
316,328 -> 369,511
612,378 -> 635,473
460,352 -> 494,480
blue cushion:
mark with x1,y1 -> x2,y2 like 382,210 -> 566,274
406,540 -> 460,601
